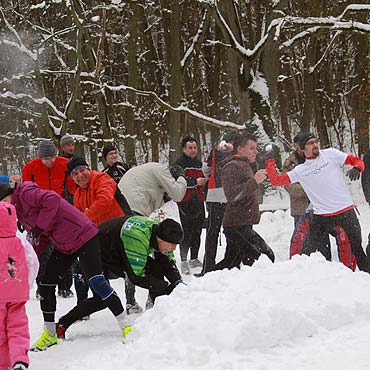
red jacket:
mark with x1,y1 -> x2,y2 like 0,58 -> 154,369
73,170 -> 125,226
22,156 -> 75,197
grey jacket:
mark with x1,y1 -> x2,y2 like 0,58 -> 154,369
118,162 -> 187,216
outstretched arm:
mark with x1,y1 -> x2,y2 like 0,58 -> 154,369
345,155 -> 364,171
266,158 -> 292,187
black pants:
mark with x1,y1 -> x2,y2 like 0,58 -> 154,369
213,225 -> 270,271
36,245 -> 73,291
58,252 -> 180,329
73,260 -> 137,306
202,202 -> 226,274
39,235 -> 124,323
301,209 -> 369,273
178,201 -> 205,261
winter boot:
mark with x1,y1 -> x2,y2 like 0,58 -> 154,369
126,303 -> 143,315
181,261 -> 190,275
188,258 -> 203,268
30,330 -> 57,351
12,362 -> 28,370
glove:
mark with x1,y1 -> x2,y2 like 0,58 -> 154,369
347,167 -> 361,181
27,226 -> 43,247
263,143 -> 278,160
169,165 -> 185,180
165,279 -> 186,295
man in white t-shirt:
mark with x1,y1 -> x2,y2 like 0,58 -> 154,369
265,132 -> 370,273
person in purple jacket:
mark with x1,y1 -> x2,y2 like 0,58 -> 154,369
0,181 -> 131,351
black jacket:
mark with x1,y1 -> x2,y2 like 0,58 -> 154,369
103,162 -> 130,184
98,217 -> 181,294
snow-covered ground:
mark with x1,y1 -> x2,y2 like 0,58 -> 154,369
27,181 -> 370,370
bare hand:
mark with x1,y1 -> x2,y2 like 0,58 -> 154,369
197,177 -> 207,187
254,169 -> 267,184
218,141 -> 234,152
9,175 -> 21,183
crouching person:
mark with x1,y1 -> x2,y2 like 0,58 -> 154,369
0,201 -> 39,370
0,182 -> 129,351
56,216 -> 184,334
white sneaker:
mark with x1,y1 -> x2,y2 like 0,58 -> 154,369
189,258 -> 203,269
126,303 -> 143,314
181,261 -> 190,275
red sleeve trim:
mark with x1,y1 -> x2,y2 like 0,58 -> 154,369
344,155 -> 364,172
266,158 -> 292,186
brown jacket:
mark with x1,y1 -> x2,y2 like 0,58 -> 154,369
218,155 -> 260,226
282,152 -> 309,216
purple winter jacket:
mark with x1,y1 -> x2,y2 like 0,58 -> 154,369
12,181 -> 98,255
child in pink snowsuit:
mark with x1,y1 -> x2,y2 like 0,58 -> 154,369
0,201 -> 39,370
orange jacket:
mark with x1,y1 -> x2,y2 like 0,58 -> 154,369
22,156 -> 75,197
73,170 -> 124,225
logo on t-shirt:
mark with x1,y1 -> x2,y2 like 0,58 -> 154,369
304,162 -> 329,177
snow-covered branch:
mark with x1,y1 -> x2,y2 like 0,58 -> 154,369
181,9 -> 209,68
0,9 -> 37,61
0,92 -> 66,120
85,81 -> 244,130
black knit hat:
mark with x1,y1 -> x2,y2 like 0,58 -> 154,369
67,155 -> 89,175
296,132 -> 317,149
155,219 -> 183,244
102,144 -> 116,160
0,183 -> 14,201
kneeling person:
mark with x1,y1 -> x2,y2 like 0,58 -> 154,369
57,216 -> 184,334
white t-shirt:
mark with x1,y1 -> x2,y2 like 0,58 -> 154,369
287,148 -> 353,215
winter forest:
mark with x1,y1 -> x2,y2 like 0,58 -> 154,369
0,0 -> 369,172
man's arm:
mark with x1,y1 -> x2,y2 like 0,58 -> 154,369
345,154 -> 364,171
266,158 -> 292,186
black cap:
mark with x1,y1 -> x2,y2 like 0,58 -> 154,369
296,132 -> 316,149
67,155 -> 89,175
102,144 -> 116,160
181,136 -> 196,148
154,219 -> 183,244
0,183 -> 14,201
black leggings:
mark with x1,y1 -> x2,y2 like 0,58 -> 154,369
38,235 -> 124,322
301,209 -> 369,273
58,252 -> 180,329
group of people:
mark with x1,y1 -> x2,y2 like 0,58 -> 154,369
0,129 -> 369,370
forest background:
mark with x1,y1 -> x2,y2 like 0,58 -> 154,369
0,0 -> 368,173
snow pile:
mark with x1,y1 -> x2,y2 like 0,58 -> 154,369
50,254 -> 370,370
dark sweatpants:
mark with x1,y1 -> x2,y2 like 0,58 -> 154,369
58,252 -> 180,329
301,209 -> 369,273
201,202 -> 226,274
213,225 -> 270,271
178,202 -> 205,262
39,235 -> 124,323
36,245 -> 73,292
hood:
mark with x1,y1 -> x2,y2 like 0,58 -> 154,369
0,201 -> 17,237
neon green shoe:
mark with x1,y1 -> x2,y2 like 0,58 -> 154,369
31,330 -> 58,351
122,325 -> 132,343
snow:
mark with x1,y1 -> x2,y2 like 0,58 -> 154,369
26,184 -> 370,370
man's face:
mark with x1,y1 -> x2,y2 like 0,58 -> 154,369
105,150 -> 118,166
238,140 -> 258,163
303,138 -> 320,158
71,167 -> 91,189
157,237 -> 177,254
62,143 -> 75,155
41,156 -> 56,168
183,141 -> 198,159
